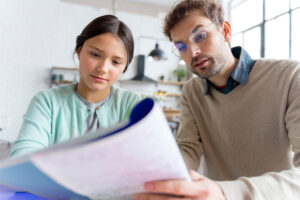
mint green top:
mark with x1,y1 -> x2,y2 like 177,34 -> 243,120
10,84 -> 140,157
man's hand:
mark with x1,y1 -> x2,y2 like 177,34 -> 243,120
133,170 -> 225,200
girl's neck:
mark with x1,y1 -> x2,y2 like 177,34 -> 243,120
77,82 -> 110,103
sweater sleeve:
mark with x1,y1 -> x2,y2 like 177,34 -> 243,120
176,85 -> 203,170
10,92 -> 52,157
217,63 -> 300,200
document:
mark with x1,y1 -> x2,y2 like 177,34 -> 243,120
0,98 -> 190,200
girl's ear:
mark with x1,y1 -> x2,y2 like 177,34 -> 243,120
221,21 -> 232,43
76,47 -> 82,60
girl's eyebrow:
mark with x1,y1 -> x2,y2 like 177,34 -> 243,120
88,46 -> 103,52
88,46 -> 126,60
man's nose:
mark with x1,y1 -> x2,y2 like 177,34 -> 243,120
189,42 -> 201,57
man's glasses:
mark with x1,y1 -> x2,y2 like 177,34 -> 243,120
172,24 -> 212,57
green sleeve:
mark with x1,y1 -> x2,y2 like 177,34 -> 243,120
10,92 -> 52,157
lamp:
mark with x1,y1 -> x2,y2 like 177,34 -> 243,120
148,43 -> 167,61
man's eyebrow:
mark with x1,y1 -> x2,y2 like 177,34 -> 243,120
173,25 -> 204,44
174,40 -> 184,44
191,25 -> 204,34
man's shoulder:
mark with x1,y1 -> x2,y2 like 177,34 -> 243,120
183,77 -> 205,91
252,59 -> 300,78
255,58 -> 300,70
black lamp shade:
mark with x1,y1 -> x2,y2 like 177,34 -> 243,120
148,43 -> 167,61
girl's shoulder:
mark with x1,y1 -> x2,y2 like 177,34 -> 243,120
110,85 -> 141,102
32,84 -> 77,107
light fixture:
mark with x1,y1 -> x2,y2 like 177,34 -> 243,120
131,55 -> 156,83
179,59 -> 185,65
148,43 -> 167,61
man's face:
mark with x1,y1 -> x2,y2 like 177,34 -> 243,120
170,10 -> 230,79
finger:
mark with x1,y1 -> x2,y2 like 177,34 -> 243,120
133,193 -> 191,200
143,179 -> 208,197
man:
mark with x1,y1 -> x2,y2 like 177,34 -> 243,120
134,0 -> 300,199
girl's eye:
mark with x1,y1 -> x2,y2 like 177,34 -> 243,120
90,52 -> 101,58
113,60 -> 121,65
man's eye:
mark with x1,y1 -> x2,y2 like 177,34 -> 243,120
193,31 -> 207,43
176,43 -> 187,52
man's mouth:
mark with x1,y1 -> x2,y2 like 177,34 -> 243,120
193,59 -> 209,69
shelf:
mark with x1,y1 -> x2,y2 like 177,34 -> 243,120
52,81 -> 75,85
166,93 -> 181,97
157,80 -> 185,86
118,80 -> 185,86
163,109 -> 181,121
52,67 -> 78,71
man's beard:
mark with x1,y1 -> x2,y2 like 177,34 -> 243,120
190,54 -> 225,79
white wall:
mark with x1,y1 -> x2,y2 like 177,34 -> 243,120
0,0 -> 179,142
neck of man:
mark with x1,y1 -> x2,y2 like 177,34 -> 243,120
77,81 -> 110,103
209,53 -> 238,87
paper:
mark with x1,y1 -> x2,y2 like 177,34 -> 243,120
31,101 -> 189,199
0,98 -> 190,200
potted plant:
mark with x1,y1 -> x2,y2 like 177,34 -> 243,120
159,75 -> 165,81
173,67 -> 187,82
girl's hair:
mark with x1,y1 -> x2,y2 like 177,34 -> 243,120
75,15 -> 134,72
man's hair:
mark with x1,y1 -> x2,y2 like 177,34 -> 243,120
163,0 -> 224,41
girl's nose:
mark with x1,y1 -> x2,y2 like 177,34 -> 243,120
96,59 -> 110,73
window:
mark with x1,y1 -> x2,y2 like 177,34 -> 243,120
292,8 -> 300,59
231,0 -> 263,34
231,33 -> 243,48
265,14 -> 289,59
291,0 -> 300,9
244,27 -> 261,59
265,0 -> 289,20
230,0 -> 300,59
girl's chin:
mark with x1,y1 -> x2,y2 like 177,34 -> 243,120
89,83 -> 110,91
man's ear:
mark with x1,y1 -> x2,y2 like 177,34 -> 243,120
221,21 -> 232,42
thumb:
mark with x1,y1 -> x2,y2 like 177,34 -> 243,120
189,170 -> 206,181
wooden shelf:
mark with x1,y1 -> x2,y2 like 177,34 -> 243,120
157,80 -> 185,86
163,109 -> 181,121
52,67 -> 78,71
166,93 -> 181,97
118,79 -> 185,86
52,81 -> 74,85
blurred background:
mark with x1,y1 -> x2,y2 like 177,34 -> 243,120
0,0 -> 299,144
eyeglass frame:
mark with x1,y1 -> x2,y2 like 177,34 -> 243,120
172,23 -> 214,57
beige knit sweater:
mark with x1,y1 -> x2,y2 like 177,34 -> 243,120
177,59 -> 300,200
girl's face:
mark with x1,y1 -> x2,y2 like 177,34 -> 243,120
77,33 -> 127,92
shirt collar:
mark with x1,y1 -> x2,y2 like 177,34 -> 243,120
203,46 -> 255,95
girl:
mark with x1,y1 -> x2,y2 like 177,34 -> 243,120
10,15 -> 140,157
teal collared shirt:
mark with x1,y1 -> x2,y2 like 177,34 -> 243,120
10,84 -> 141,157
204,46 -> 256,94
